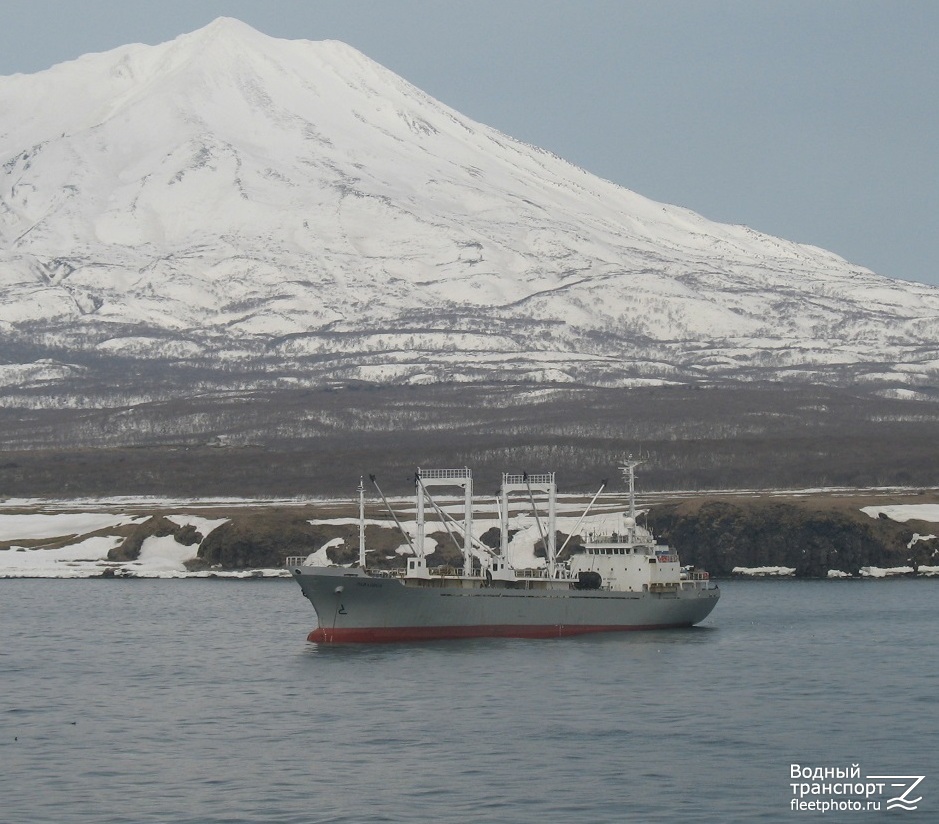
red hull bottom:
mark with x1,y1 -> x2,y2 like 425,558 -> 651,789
307,622 -> 692,643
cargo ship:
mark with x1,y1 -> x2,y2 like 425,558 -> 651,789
288,459 -> 719,642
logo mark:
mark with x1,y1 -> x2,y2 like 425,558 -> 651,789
866,775 -> 925,811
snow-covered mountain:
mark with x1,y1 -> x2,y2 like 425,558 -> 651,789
2,17 -> 938,394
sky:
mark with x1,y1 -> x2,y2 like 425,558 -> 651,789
1,0 -> 937,286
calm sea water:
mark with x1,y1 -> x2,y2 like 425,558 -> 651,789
1,578 -> 936,823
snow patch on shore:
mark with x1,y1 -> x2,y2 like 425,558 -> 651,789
0,512 -> 141,541
861,505 -> 939,523
732,566 -> 796,577
0,511 -> 233,577
0,536 -> 123,577
137,535 -> 199,572
305,537 -> 344,565
860,566 -> 914,578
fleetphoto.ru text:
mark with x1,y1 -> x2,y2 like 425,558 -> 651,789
790,763 -> 925,814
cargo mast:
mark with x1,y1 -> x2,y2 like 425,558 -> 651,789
358,476 -> 366,568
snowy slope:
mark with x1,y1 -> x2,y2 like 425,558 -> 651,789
2,17 -> 939,390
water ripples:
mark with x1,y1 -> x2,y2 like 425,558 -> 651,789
2,578 -> 937,822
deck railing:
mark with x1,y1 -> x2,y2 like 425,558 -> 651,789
419,468 -> 472,480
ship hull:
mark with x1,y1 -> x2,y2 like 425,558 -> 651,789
291,565 -> 720,643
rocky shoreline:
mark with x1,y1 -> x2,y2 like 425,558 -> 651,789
648,495 -> 939,577
2,490 -> 937,579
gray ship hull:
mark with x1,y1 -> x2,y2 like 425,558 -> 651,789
291,565 -> 720,642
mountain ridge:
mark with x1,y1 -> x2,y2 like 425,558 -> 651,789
2,18 -> 938,395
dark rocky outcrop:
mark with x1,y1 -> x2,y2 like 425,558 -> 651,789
196,510 -> 324,569
648,499 -> 935,577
